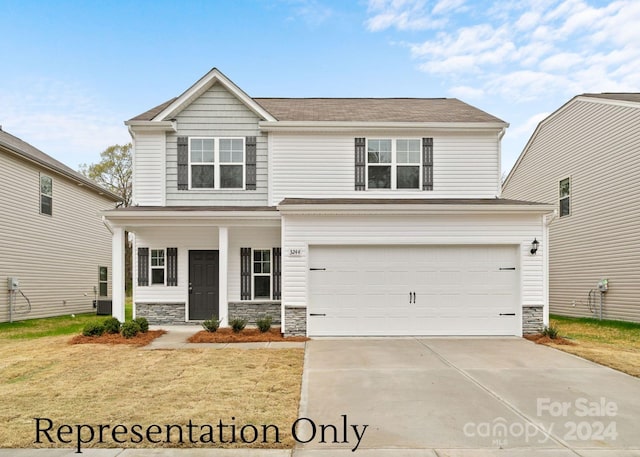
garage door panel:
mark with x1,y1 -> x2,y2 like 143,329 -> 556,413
308,245 -> 519,336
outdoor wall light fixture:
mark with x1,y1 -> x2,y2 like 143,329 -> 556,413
530,238 -> 539,255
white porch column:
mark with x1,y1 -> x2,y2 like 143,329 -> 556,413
112,226 -> 126,322
218,226 -> 229,325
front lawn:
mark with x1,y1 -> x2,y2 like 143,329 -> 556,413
546,314 -> 640,377
0,310 -> 305,450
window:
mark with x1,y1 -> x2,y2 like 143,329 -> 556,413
559,177 -> 570,217
40,174 -> 52,215
190,138 -> 215,188
150,249 -> 165,285
99,266 -> 108,297
367,139 -> 421,190
253,249 -> 271,299
189,137 -> 244,189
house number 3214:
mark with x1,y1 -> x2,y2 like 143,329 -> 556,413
288,249 -> 303,257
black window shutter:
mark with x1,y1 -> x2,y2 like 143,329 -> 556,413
272,247 -> 281,300
177,136 -> 189,190
240,247 -> 252,300
355,138 -> 366,190
422,137 -> 434,191
245,136 -> 257,190
138,247 -> 149,286
166,247 -> 178,286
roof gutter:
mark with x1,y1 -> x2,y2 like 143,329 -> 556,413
124,120 -> 178,132
259,121 -> 509,132
277,203 -> 555,215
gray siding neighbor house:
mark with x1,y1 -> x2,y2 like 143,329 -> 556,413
0,128 -> 121,322
502,94 -> 640,323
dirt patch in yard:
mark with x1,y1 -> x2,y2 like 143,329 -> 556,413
524,334 -> 576,345
69,330 -> 166,346
0,335 -> 304,449
188,327 -> 309,343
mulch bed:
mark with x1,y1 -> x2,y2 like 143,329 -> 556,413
188,327 -> 309,343
69,330 -> 167,346
524,333 -> 576,345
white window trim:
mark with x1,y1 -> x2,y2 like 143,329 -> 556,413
150,249 -> 166,286
252,248 -> 272,300
559,176 -> 571,218
39,173 -> 53,216
188,137 -> 245,190
366,138 -> 422,190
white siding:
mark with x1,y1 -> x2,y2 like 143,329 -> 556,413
0,151 -> 116,322
281,213 -> 544,311
503,99 -> 640,322
165,83 -> 268,206
132,132 -> 165,206
133,226 -> 281,316
269,131 -> 500,205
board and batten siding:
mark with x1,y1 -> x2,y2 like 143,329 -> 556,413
165,83 -> 268,206
0,150 -> 115,322
502,98 -> 640,322
133,226 -> 280,316
281,213 -> 545,310
269,131 -> 500,205
132,132 -> 166,205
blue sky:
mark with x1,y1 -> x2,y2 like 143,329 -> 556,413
1,0 -> 639,175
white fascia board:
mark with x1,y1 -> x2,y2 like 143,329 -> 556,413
259,121 -> 509,132
124,120 -> 177,132
153,68 -> 277,122
277,203 -> 555,216
102,209 -> 281,228
577,95 -> 640,110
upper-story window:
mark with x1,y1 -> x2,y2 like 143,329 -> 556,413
559,177 -> 570,217
40,174 -> 53,215
367,139 -> 421,190
189,137 -> 245,189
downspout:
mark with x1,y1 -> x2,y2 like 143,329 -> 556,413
543,210 -> 558,327
497,127 -> 507,197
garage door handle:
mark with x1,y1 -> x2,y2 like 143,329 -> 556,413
499,267 -> 516,271
310,313 -> 326,317
310,268 -> 326,271
499,313 -> 516,316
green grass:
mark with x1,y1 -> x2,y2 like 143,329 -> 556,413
550,314 -> 640,345
0,299 -> 133,340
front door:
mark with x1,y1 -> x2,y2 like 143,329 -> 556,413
189,250 -> 219,320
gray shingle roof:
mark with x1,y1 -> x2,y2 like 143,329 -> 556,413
278,198 -> 548,206
0,128 -> 121,201
131,96 -> 506,124
581,93 -> 640,103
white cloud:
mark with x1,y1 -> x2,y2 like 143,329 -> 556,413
432,0 -> 466,15
448,85 -> 485,99
366,0 -> 446,31
0,78 -> 129,168
510,111 -> 551,137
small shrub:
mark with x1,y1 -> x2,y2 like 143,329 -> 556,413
256,315 -> 273,333
121,321 -> 141,339
82,321 -> 105,337
103,317 -> 121,334
202,315 -> 221,332
230,317 -> 247,333
542,325 -> 559,339
133,317 -> 149,333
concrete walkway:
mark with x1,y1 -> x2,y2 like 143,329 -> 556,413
143,325 -> 306,349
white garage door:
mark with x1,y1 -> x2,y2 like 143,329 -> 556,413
308,245 -> 520,336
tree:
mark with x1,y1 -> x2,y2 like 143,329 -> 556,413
80,143 -> 132,207
80,143 -> 133,294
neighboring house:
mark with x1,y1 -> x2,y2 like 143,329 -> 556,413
104,68 -> 553,336
503,93 -> 640,323
0,128 -> 121,322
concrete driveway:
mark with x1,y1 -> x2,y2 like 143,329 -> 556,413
296,338 -> 640,456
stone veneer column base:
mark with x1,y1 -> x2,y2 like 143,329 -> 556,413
284,306 -> 307,337
522,305 -> 544,334
135,303 -> 187,325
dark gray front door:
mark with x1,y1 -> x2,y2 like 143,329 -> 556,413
189,250 -> 219,320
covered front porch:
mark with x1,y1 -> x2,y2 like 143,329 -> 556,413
102,206 -> 283,328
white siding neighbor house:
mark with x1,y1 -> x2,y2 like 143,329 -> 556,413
503,94 -> 640,323
0,128 -> 121,322
105,68 -> 553,336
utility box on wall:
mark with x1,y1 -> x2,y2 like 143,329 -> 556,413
7,277 -> 19,290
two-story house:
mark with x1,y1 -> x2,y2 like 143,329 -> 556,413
1,128 -> 121,322
104,68 -> 553,337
